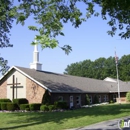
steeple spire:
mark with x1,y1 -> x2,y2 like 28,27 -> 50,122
30,39 -> 42,70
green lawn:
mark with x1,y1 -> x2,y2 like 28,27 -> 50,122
0,104 -> 130,130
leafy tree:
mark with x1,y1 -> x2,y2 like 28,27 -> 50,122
0,0 -> 14,74
64,55 -> 130,81
119,55 -> 130,81
42,90 -> 51,105
1,0 -> 130,74
126,92 -> 130,102
0,58 -> 10,75
64,56 -> 117,80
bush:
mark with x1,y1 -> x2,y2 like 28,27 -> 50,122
29,103 -> 41,111
7,103 -> 16,111
48,105 -> 55,111
54,101 -> 68,109
1,102 -> 8,110
25,108 -> 30,111
126,92 -> 130,102
109,100 -> 114,104
40,105 -> 49,111
42,90 -> 51,105
86,94 -> 90,105
93,95 -> 99,104
20,104 -> 30,110
13,98 -> 28,107
0,99 -> 11,102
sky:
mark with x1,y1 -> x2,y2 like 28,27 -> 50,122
1,2 -> 130,75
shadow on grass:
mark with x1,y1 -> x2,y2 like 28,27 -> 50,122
0,122 -> 42,130
0,104 -> 130,130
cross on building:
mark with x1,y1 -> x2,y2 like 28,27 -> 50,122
7,75 -> 21,100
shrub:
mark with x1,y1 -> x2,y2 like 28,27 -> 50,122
48,105 -> 55,111
13,98 -> 28,107
109,100 -> 114,104
93,95 -> 99,104
20,104 -> 30,110
1,102 -> 8,110
54,101 -> 68,109
25,108 -> 30,111
42,90 -> 51,105
86,94 -> 90,105
29,103 -> 41,111
0,99 -> 11,102
126,92 -> 130,102
7,103 -> 15,111
40,105 -> 49,111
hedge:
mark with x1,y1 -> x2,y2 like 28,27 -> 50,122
7,103 -> 16,111
20,104 -> 30,110
29,103 -> 41,111
40,105 -> 49,111
13,98 -> 28,107
0,99 -> 11,102
48,105 -> 55,111
54,101 -> 68,109
1,102 -> 8,110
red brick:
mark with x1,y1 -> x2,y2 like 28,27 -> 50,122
26,77 -> 45,103
0,80 -> 7,98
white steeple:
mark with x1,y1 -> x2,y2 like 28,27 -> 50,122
30,39 -> 42,70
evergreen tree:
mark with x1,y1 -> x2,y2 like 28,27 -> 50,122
42,90 -> 51,105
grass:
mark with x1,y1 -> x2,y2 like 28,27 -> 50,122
0,103 -> 130,130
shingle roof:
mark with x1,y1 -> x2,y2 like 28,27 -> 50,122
12,66 -> 130,93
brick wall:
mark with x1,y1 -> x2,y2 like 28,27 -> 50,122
51,93 -> 86,108
0,80 -> 7,98
26,77 -> 45,103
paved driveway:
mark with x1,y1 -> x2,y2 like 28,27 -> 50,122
67,116 -> 130,130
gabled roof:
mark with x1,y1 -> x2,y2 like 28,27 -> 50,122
1,66 -> 130,93
104,77 -> 123,83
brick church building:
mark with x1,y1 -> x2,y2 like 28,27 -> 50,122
0,43 -> 130,108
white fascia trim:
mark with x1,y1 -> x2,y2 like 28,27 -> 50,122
0,66 -> 14,80
14,66 -> 52,92
0,66 -> 52,92
13,66 -> 52,92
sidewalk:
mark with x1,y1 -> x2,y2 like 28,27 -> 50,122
67,116 -> 130,130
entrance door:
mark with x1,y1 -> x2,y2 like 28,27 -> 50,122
70,96 -> 73,108
113,94 -> 117,102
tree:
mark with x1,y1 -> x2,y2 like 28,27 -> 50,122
64,56 -> 117,80
119,55 -> 130,81
0,58 -> 10,75
0,0 -> 14,74
1,0 -> 130,74
42,90 -> 51,105
64,54 -> 130,81
126,92 -> 130,102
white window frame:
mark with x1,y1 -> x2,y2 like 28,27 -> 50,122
99,95 -> 101,103
103,95 -> 108,102
89,95 -> 92,104
76,96 -> 81,106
